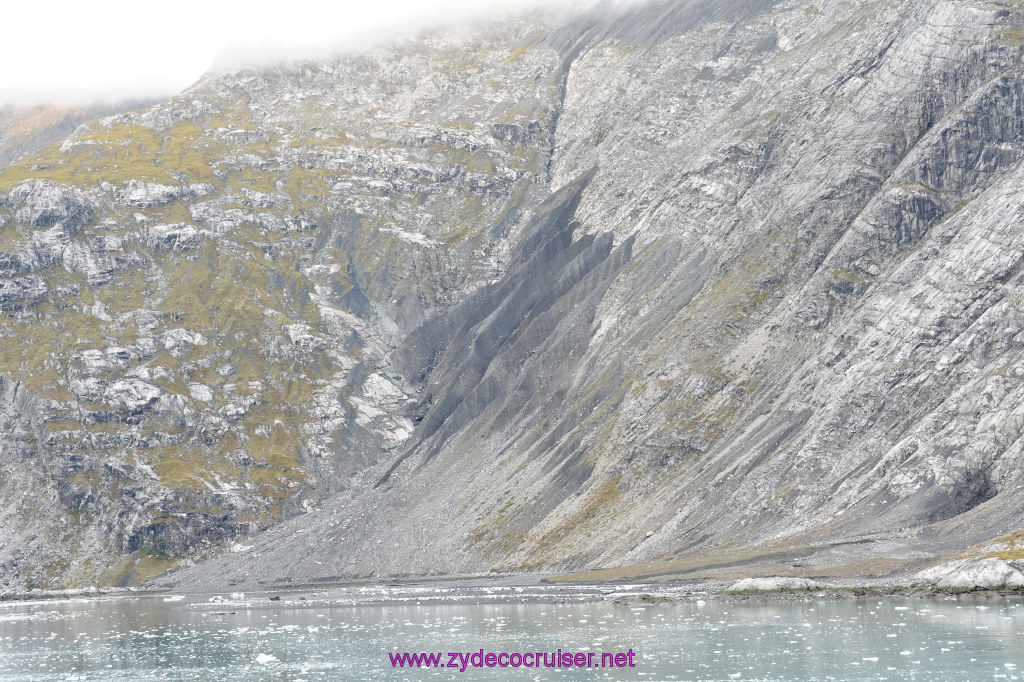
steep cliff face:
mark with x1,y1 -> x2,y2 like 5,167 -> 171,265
0,19 -> 564,590
3,0 -> 1024,592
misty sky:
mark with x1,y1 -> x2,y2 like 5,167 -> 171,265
2,0 -> 595,108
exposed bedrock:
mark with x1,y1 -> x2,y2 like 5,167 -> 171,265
3,0 -> 1024,591
164,0 -> 1024,588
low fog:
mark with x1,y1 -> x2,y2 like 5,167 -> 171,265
2,0 -> 617,108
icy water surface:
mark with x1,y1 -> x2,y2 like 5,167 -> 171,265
1,585 -> 1023,680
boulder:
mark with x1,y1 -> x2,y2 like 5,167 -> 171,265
728,577 -> 819,591
915,558 -> 1024,589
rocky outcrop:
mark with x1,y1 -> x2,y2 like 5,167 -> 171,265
915,559 -> 1024,589
0,274 -> 46,310
729,577 -> 819,592
9,180 -> 92,230
115,180 -> 212,208
145,223 -> 202,251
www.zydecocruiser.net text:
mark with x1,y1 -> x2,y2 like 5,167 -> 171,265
389,649 -> 637,671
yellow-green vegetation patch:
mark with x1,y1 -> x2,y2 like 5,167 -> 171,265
995,27 -> 1024,46
0,121 -> 228,191
0,224 -> 29,249
97,547 -> 179,587
237,410 -> 311,514
962,529 -> 1024,561
159,248 -> 298,343
0,316 -> 77,400
203,105 -> 256,130
152,442 -> 241,491
101,268 -> 152,314
246,467 -> 308,517
506,31 -> 545,62
144,200 -> 197,225
228,167 -> 283,196
545,543 -> 809,583
42,557 -> 72,588
244,424 -> 303,470
67,470 -> 102,487
43,419 -> 84,433
527,475 -> 623,561
45,554 -> 100,590
281,167 -> 336,204
464,148 -> 496,173
830,267 -> 871,283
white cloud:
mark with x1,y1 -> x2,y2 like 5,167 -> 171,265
1,0 -> 600,107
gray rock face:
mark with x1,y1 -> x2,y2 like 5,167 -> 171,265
916,559 -> 1024,589
386,167 -> 633,479
9,180 -> 92,230
145,223 -> 202,251
115,180 -> 212,208
0,275 -> 46,310
729,577 -> 818,591
164,0 -> 1024,590
5,0 -> 1024,592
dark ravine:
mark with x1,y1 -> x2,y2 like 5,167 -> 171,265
2,0 -> 1024,594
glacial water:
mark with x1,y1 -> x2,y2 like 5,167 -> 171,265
1,584 -> 1022,681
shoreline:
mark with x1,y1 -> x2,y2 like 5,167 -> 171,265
4,573 -> 1024,606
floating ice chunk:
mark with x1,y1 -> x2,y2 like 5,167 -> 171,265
256,653 -> 278,664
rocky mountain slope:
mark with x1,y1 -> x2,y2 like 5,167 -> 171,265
3,0 -> 1024,592
0,102 -> 155,169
